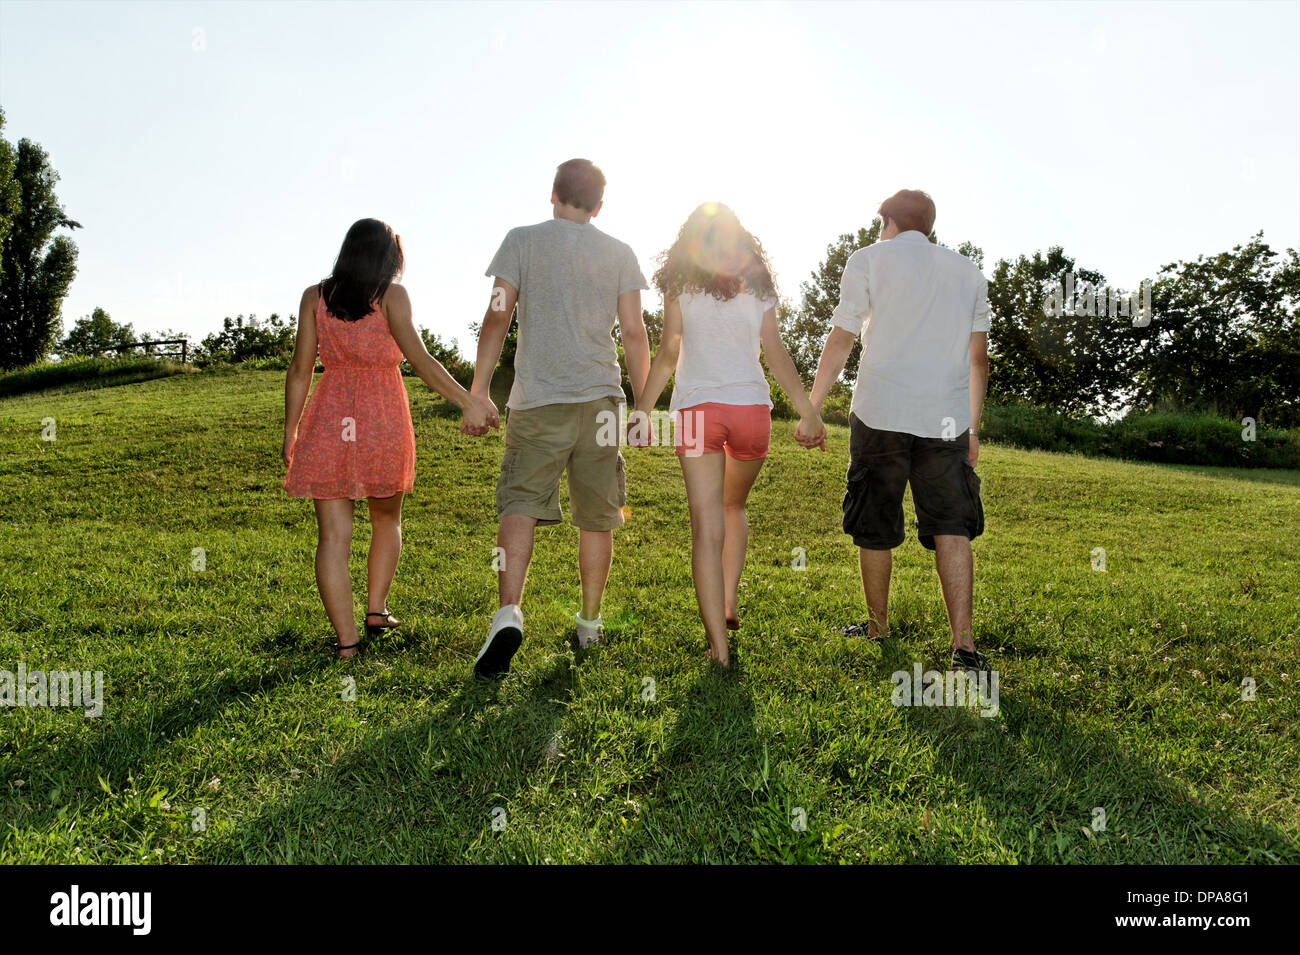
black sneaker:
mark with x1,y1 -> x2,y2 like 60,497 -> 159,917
841,621 -> 885,640
950,647 -> 992,675
474,613 -> 523,679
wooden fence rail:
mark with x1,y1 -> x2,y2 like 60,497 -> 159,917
105,339 -> 189,364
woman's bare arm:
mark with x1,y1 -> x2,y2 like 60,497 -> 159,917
383,284 -> 492,435
283,285 -> 318,465
760,307 -> 825,449
634,296 -> 683,417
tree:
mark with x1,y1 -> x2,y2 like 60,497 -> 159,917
1135,235 -> 1300,426
956,241 -> 985,271
986,248 -> 1143,416
61,307 -> 136,357
0,125 -> 81,370
196,313 -> 294,365
418,327 -> 474,387
788,221 -> 881,383
467,311 -> 518,371
0,110 -> 20,284
640,307 -> 663,348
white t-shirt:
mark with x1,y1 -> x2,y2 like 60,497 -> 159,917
831,231 -> 992,438
669,290 -> 776,412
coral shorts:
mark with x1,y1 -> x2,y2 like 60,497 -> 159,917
673,402 -> 772,460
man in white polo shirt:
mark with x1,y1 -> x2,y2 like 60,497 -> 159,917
805,189 -> 992,674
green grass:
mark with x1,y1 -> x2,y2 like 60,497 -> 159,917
1,370 -> 1297,863
0,356 -> 191,398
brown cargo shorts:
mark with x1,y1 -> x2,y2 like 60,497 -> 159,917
496,396 -> 627,531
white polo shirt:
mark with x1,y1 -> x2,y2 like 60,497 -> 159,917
830,231 -> 991,439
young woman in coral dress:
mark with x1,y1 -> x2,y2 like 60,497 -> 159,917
283,218 -> 497,657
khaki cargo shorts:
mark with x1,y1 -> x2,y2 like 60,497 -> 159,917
496,396 -> 627,531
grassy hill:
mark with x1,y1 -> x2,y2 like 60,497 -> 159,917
1,370 -> 1297,863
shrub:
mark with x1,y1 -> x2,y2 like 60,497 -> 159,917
195,314 -> 294,367
980,402 -> 1300,469
413,329 -> 474,389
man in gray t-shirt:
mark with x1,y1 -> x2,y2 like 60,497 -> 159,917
486,216 -> 648,410
466,159 -> 650,678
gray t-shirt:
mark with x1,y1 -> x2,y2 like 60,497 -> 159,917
486,218 -> 648,410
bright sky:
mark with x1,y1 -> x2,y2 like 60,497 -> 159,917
1,0 -> 1297,351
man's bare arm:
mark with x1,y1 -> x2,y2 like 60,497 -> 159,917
471,278 -> 518,406
809,326 -> 858,409
968,331 -> 989,466
617,290 -> 650,406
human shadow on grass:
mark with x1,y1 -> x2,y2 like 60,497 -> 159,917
204,651 -> 578,863
0,655 -> 317,839
841,615 -> 1297,862
1166,462 -> 1300,489
594,655 -> 806,864
887,666 -> 1298,863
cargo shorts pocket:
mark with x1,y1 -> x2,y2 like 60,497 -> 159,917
963,463 -> 985,540
495,450 -> 519,515
841,465 -> 873,538
615,451 -> 627,508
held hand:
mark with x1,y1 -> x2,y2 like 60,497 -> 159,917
476,393 -> 500,430
460,394 -> 499,437
795,414 -> 826,451
969,433 -> 979,468
459,399 -> 491,437
625,409 -> 653,448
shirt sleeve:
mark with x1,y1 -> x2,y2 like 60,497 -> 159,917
619,246 -> 650,296
485,230 -> 521,290
830,250 -> 870,336
972,276 -> 992,333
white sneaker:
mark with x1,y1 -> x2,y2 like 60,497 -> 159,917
474,604 -> 523,678
575,614 -> 603,649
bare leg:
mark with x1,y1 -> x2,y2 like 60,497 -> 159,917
933,534 -> 975,651
858,547 -> 892,639
722,455 -> 765,624
497,513 -> 537,608
365,492 -> 403,621
314,498 -> 358,655
680,453 -> 729,665
578,529 -> 612,621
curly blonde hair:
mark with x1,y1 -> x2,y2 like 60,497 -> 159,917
653,202 -> 777,302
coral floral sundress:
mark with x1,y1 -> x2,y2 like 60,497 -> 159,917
283,286 -> 416,500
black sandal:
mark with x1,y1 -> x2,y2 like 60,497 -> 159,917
365,610 -> 400,640
329,636 -> 363,659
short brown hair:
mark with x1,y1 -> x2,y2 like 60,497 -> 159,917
878,189 -> 936,235
553,158 -> 606,212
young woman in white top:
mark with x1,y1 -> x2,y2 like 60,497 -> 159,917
628,203 -> 825,667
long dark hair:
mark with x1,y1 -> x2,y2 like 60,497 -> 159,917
321,218 -> 404,321
653,202 -> 777,302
